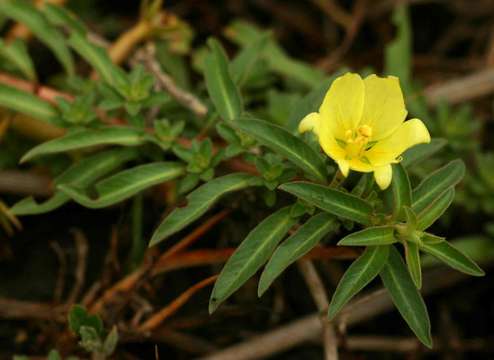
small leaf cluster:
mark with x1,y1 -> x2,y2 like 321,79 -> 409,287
68,305 -> 118,358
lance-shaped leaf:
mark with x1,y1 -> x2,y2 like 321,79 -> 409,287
150,173 -> 261,246
389,164 -> 412,220
404,241 -> 422,289
59,162 -> 185,209
0,39 -> 36,81
0,0 -> 74,75
258,213 -> 337,296
338,226 -> 397,246
10,148 -> 138,215
203,38 -> 242,121
280,182 -> 373,225
209,206 -> 297,313
417,188 -> 454,230
412,159 -> 465,214
328,245 -> 390,320
21,127 -> 149,163
421,241 -> 485,276
68,32 -> 126,87
230,33 -> 269,86
0,83 -> 57,123
380,247 -> 432,348
236,118 -> 327,182
401,138 -> 447,167
41,3 -> 87,35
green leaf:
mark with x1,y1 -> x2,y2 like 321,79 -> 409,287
404,206 -> 418,229
0,83 -> 58,123
421,241 -> 485,276
150,173 -> 261,246
203,38 -> 242,122
225,20 -> 326,88
258,213 -> 337,296
412,159 -> 465,213
21,127 -> 149,163
385,4 -> 411,86
401,138 -> 447,167
328,245 -> 390,319
338,226 -> 397,246
68,32 -> 126,87
0,0 -> 74,75
266,41 -> 325,88
380,247 -> 432,348
389,164 -> 412,220
102,326 -> 119,356
47,350 -> 62,360
236,118 -> 327,182
231,33 -> 269,86
11,148 -> 138,215
404,241 -> 422,289
41,3 -> 87,35
59,162 -> 184,209
209,206 -> 297,313
286,82 -> 330,132
280,182 -> 374,225
68,305 -> 103,336
78,326 -> 102,352
0,39 -> 37,81
417,188 -> 454,231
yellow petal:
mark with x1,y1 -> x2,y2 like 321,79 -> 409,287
337,160 -> 350,177
360,75 -> 407,140
365,118 -> 431,167
298,112 -> 320,136
319,125 -> 346,162
347,158 -> 374,172
374,165 -> 392,190
319,73 -> 365,140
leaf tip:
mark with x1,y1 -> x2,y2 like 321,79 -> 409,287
327,302 -> 340,321
421,334 -> 433,349
19,153 -> 32,164
208,297 -> 220,314
148,233 -> 162,248
257,281 -> 268,298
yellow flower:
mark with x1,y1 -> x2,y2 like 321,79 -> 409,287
299,73 -> 431,190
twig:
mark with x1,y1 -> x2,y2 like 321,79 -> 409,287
137,275 -> 218,333
310,0 -> 353,29
297,259 -> 338,360
50,241 -> 67,303
0,297 -> 66,321
152,246 -> 360,275
198,266 -> 471,360
0,170 -> 53,197
151,209 -> 231,274
317,0 -> 367,72
89,265 -> 151,314
423,68 -> 494,105
134,43 -> 208,118
66,229 -> 89,304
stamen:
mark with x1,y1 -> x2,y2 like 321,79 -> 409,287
341,125 -> 374,160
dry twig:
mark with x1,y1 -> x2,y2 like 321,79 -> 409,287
134,43 -> 208,118
66,229 -> 89,304
297,259 -> 338,360
137,275 -> 218,333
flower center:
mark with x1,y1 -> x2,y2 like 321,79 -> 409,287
343,125 -> 373,159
